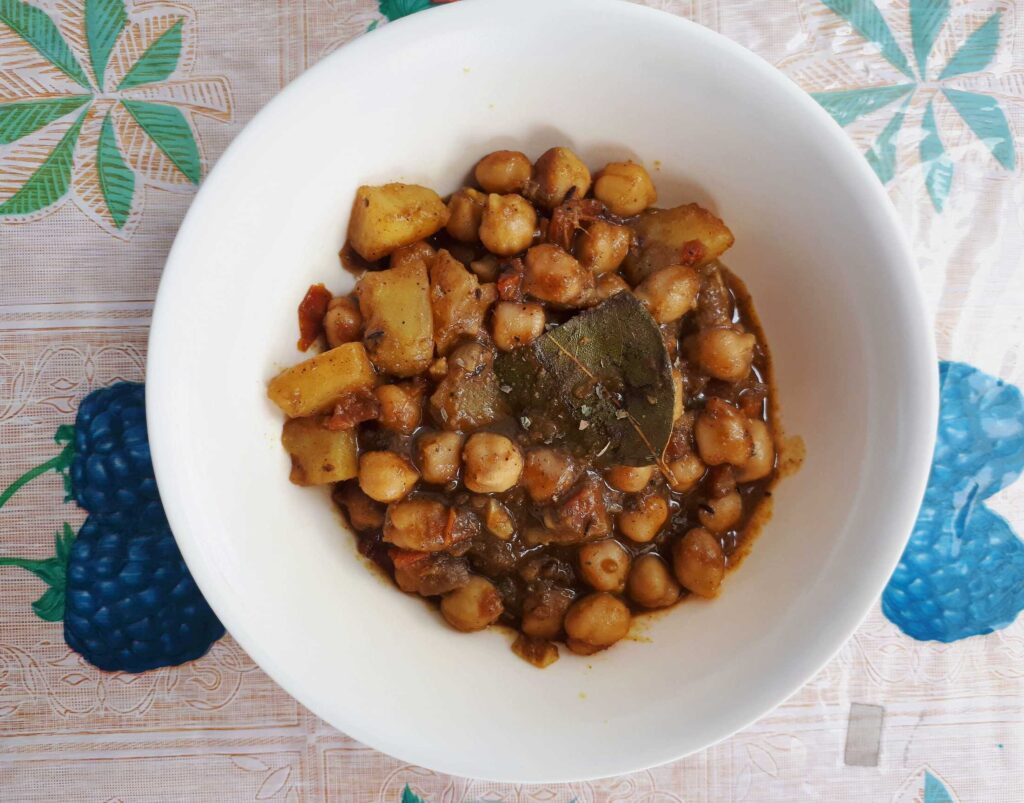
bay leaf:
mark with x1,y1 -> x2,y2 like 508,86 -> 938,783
494,292 -> 674,467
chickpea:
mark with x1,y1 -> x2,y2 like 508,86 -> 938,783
479,193 -> 536,257
694,327 -> 756,382
634,265 -> 700,323
736,419 -> 775,482
463,433 -> 523,493
579,539 -> 631,592
323,296 -> 362,348
672,368 -> 684,422
594,272 -> 630,301
576,220 -> 632,275
375,382 -> 423,434
523,244 -> 593,306
416,431 -> 464,485
445,187 -> 486,242
358,451 -> 419,502
530,147 -> 592,210
521,586 -> 574,639
665,453 -> 705,492
492,301 -> 546,351
390,240 -> 436,269
606,464 -> 656,494
698,490 -> 743,532
441,576 -> 504,632
695,398 -> 753,466
706,464 -> 737,498
593,161 -> 657,217
673,527 -> 726,598
617,493 -> 669,543
564,592 -> 631,654
521,447 -> 576,502
627,553 -> 681,609
475,150 -> 532,194
383,498 -> 449,551
469,254 -> 500,283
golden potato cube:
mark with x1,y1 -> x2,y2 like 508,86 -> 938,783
430,249 -> 497,354
347,183 -> 449,261
267,342 -> 375,417
623,203 -> 735,285
356,259 -> 435,377
281,418 -> 357,485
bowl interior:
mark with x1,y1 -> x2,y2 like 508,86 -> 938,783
148,0 -> 937,783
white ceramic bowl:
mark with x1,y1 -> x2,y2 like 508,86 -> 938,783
148,0 -> 937,783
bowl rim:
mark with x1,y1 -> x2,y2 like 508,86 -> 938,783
148,0 -> 939,782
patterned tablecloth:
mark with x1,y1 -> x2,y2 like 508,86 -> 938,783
2,0 -> 1023,800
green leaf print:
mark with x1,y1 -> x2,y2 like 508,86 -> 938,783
121,99 -> 200,183
0,0 -> 91,88
97,110 -> 135,227
0,524 -> 76,623
0,107 -> 87,215
0,96 -> 91,145
31,585 -> 65,621
118,18 -> 184,90
55,523 -> 76,564
811,84 -> 913,127
820,0 -> 915,79
939,11 -> 1001,80
943,88 -> 1016,170
86,0 -> 128,90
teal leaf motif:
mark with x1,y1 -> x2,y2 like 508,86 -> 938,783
0,107 -> 87,215
939,11 -> 1001,80
811,84 -> 914,127
910,0 -> 949,79
920,99 -> 953,212
97,110 -> 135,227
943,88 -> 1016,170
865,100 -> 908,183
117,17 -> 183,90
401,785 -> 428,803
378,0 -> 432,22
923,770 -> 955,803
820,0 -> 915,79
0,0 -> 91,88
86,0 -> 128,90
0,96 -> 91,144
121,99 -> 200,183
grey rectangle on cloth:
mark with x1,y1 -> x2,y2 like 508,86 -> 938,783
845,703 -> 884,767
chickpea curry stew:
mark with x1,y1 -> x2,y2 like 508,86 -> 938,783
267,147 -> 783,668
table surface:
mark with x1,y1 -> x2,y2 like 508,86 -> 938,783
2,0 -> 1023,800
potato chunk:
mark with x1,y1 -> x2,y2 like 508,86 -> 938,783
281,418 -> 357,485
623,203 -> 734,285
429,250 -> 497,354
348,183 -> 449,261
357,260 -> 434,377
267,342 -> 375,417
